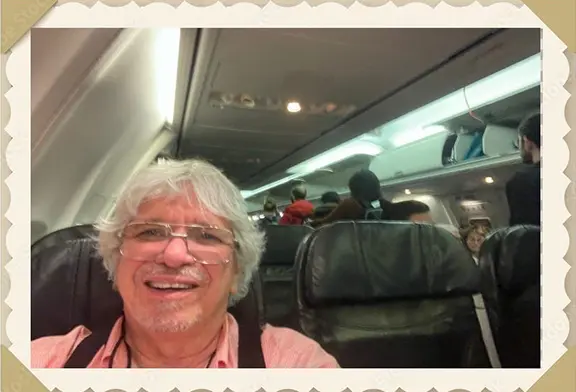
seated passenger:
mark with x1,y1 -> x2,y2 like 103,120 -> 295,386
278,184 -> 315,225
259,197 -> 279,228
31,159 -> 338,368
389,200 -> 433,223
311,169 -> 393,227
461,224 -> 489,263
312,191 -> 341,220
436,223 -> 461,239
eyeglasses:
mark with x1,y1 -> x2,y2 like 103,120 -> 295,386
118,222 -> 238,265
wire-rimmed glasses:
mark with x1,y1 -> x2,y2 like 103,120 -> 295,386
118,222 -> 238,265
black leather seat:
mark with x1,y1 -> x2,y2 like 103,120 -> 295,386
295,221 -> 499,368
478,225 -> 540,368
31,225 -> 265,341
32,224 -> 96,257
364,208 -> 382,220
259,225 -> 313,327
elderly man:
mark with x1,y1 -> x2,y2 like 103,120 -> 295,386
32,159 -> 338,368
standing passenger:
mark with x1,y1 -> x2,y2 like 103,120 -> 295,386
312,191 -> 341,220
461,224 -> 489,263
278,184 -> 315,225
389,200 -> 433,223
506,112 -> 541,226
259,197 -> 279,228
311,169 -> 393,227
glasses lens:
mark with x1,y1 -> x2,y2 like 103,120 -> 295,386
186,226 -> 235,247
120,223 -> 233,264
124,223 -> 170,242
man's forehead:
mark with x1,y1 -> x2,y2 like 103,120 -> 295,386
134,192 -> 230,228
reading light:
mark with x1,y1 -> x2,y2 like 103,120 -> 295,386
287,101 -> 302,113
484,176 -> 495,184
404,189 -> 412,195
154,29 -> 181,124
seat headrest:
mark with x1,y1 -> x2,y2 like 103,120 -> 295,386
32,224 -> 98,258
297,221 -> 480,307
31,235 -> 123,340
31,226 -> 265,340
260,225 -> 313,266
479,225 -> 540,295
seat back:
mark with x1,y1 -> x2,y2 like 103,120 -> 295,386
31,226 -> 265,340
32,224 -> 97,257
259,225 -> 313,327
364,208 -> 382,221
296,221 -> 495,368
478,225 -> 541,367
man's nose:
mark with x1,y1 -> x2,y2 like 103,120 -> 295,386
160,236 -> 195,268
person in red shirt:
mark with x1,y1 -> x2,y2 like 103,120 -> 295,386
279,184 -> 315,225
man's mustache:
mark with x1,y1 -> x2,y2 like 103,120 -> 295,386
140,264 -> 207,280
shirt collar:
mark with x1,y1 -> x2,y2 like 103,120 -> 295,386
100,313 -> 239,368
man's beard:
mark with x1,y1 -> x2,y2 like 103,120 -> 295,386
129,299 -> 204,333
520,142 -> 533,164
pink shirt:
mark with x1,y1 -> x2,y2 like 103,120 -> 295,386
31,313 -> 339,368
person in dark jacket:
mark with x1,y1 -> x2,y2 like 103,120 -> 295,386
506,112 -> 541,226
311,169 -> 393,227
279,184 -> 315,225
389,200 -> 433,223
312,191 -> 341,220
259,197 -> 279,228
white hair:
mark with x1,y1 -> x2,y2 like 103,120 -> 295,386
95,158 -> 266,305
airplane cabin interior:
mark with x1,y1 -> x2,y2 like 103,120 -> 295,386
30,27 -> 542,368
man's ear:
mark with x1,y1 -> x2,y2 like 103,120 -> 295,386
230,278 -> 239,295
229,261 -> 239,295
523,136 -> 536,151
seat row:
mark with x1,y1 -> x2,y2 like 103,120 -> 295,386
31,220 -> 540,368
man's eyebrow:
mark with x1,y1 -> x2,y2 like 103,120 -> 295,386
189,219 -> 218,227
138,218 -> 223,228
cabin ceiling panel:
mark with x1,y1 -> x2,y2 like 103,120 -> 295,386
180,27 -> 512,186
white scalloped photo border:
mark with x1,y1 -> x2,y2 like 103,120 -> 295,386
3,2 -> 570,392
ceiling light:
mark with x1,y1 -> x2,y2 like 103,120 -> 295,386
287,140 -> 383,175
241,173 -> 303,200
484,176 -> 495,184
374,54 -> 540,148
154,28 -> 181,124
241,95 -> 255,108
392,125 -> 449,148
287,101 -> 302,113
460,200 -> 484,207
404,189 -> 412,195
325,103 -> 338,113
242,140 -> 383,199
